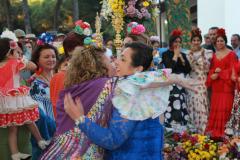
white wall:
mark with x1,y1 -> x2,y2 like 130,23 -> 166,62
198,0 -> 240,45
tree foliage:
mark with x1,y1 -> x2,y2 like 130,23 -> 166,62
0,0 -> 101,34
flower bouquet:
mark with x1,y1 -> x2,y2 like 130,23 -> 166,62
164,131 -> 218,160
218,137 -> 240,159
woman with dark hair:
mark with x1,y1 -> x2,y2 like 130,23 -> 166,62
162,29 -> 191,132
62,31 -> 86,57
205,28 -> 237,140
63,42 -> 165,160
49,21 -> 90,118
186,28 -> 213,133
30,43 -> 58,159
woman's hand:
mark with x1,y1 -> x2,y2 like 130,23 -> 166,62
211,73 -> 218,80
173,45 -> 181,60
64,93 -> 84,121
215,67 -> 221,73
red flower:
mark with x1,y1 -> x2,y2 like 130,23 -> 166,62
181,131 -> 189,140
171,29 -> 182,37
190,136 -> 198,145
75,20 -> 90,29
204,143 -> 210,149
217,28 -> 226,37
173,133 -> 180,141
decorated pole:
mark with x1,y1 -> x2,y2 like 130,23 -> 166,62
95,12 -> 103,48
108,0 -> 125,57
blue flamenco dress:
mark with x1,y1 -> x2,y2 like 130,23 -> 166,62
30,78 -> 56,160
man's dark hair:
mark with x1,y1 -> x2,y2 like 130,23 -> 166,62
209,26 -> 219,31
232,34 -> 240,41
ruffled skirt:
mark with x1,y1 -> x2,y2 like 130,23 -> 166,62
0,86 -> 39,127
205,92 -> 234,138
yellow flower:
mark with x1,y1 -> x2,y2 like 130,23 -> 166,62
58,46 -> 64,55
143,1 -> 149,7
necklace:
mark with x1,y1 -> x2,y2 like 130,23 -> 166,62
38,73 -> 52,85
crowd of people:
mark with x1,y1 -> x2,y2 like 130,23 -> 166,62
0,19 -> 240,160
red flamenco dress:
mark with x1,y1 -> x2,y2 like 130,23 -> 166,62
0,58 -> 39,127
205,51 -> 237,139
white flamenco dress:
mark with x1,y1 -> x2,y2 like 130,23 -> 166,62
112,69 -> 172,121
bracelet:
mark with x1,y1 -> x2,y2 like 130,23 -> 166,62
75,115 -> 85,126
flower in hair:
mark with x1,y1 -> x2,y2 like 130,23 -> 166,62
9,41 -> 18,49
127,22 -> 146,35
171,29 -> 182,37
74,20 -> 92,36
150,36 -> 160,42
191,28 -> 201,37
0,29 -> 18,42
37,32 -> 54,45
84,37 -> 93,45
217,28 -> 226,37
75,20 -> 90,29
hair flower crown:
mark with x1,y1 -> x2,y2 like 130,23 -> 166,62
217,28 -> 226,37
74,20 -> 93,46
37,32 -> 54,45
171,29 -> 183,37
127,22 -> 146,35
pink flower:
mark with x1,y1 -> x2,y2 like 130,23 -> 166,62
37,40 -> 44,46
136,24 -> 146,34
75,20 -> 83,26
9,41 -> 18,49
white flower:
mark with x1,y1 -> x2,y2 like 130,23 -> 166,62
83,28 -> 92,36
1,29 -> 18,42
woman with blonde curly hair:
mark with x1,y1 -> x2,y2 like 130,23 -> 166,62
40,46 -> 115,160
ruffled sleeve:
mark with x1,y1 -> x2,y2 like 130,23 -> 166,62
112,70 -> 171,121
218,52 -> 238,80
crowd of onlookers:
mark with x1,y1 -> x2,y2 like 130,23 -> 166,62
0,20 -> 240,160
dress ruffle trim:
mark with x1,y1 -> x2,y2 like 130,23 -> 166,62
0,93 -> 38,114
0,86 -> 30,96
0,107 -> 39,127
113,69 -> 171,121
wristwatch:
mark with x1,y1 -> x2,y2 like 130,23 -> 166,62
75,115 -> 85,126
